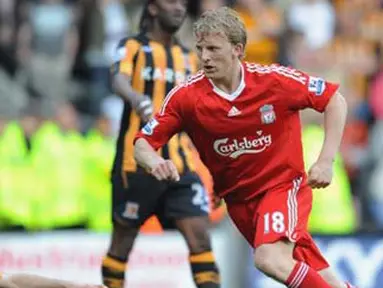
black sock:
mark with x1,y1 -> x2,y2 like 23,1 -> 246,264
101,253 -> 127,288
189,251 -> 221,288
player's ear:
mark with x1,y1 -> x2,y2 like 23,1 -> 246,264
233,43 -> 245,60
148,2 -> 159,18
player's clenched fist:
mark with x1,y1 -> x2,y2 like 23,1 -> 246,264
307,160 -> 333,189
149,159 -> 180,182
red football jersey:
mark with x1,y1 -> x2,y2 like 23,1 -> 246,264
135,63 -> 339,201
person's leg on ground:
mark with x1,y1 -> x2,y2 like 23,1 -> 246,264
0,279 -> 18,288
1,273 -> 105,288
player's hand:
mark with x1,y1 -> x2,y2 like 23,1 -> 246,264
307,160 -> 333,189
133,95 -> 153,122
150,159 -> 180,182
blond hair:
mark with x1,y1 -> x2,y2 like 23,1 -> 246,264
193,7 -> 247,48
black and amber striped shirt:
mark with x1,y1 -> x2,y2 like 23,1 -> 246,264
111,33 -> 198,175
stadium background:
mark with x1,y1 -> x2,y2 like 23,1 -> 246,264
1,0 -> 383,287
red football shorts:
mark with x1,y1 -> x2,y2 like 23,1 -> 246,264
225,177 -> 329,271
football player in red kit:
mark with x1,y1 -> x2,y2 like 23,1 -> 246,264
134,6 -> 356,288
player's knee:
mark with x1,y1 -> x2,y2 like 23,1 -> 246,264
176,216 -> 213,254
254,243 -> 292,277
188,229 -> 212,254
113,216 -> 140,236
254,245 -> 277,275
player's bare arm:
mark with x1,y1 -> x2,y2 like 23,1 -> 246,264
112,73 -> 153,122
0,274 -> 104,288
308,91 -> 347,189
0,279 -> 18,288
134,138 -> 180,181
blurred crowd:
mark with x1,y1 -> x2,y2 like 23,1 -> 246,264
1,0 -> 383,232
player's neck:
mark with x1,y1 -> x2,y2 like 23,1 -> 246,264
211,61 -> 242,94
146,25 -> 175,46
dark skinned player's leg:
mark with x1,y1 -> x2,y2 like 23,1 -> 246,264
164,173 -> 221,288
175,216 -> 221,288
102,173 -> 166,288
102,219 -> 139,288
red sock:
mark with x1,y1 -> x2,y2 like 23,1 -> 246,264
346,283 -> 356,288
286,262 -> 332,288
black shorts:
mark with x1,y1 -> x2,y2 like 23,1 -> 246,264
112,171 -> 210,228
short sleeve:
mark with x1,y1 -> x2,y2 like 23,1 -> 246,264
275,66 -> 340,112
111,37 -> 141,76
134,86 -> 187,150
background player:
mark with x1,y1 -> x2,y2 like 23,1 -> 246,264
134,6 -> 356,288
101,1 -> 220,288
0,273 -> 104,288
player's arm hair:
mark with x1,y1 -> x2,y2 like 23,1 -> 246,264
319,91 -> 347,163
112,73 -> 145,106
134,138 -> 164,171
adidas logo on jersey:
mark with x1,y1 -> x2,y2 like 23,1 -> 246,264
227,106 -> 241,117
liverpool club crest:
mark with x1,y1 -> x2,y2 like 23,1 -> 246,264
260,104 -> 276,124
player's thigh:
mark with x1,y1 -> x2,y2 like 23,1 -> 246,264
112,172 -> 166,228
255,177 -> 311,247
165,172 -> 210,220
225,196 -> 261,247
253,240 -> 295,275
255,178 -> 330,270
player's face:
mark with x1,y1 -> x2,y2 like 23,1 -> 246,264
195,32 -> 243,81
152,0 -> 188,33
